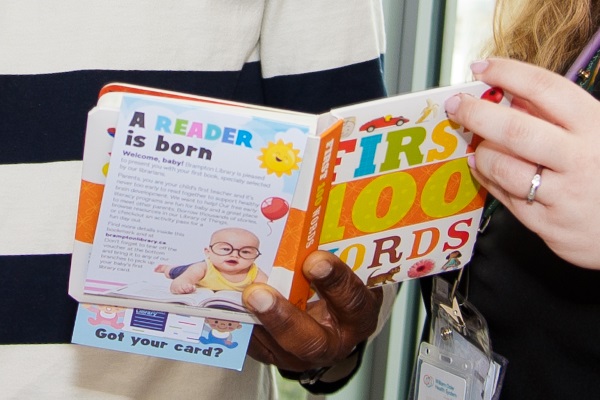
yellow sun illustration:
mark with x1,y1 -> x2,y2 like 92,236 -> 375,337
258,139 -> 302,177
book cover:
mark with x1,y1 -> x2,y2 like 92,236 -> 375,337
71,303 -> 253,370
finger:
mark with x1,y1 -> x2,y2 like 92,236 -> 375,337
247,324 -> 306,370
469,58 -> 600,132
302,251 -> 382,335
470,162 -> 562,249
471,141 -> 556,206
445,93 -> 571,171
242,284 -> 337,362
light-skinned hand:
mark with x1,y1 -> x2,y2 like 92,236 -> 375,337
445,58 -> 600,270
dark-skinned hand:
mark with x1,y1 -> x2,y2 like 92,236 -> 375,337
242,250 -> 383,372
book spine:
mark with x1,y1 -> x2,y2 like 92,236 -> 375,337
69,107 -> 117,301
275,120 -> 342,309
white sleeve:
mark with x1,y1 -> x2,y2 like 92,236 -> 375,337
371,283 -> 400,341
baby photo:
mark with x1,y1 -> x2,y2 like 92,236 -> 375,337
154,227 -> 268,294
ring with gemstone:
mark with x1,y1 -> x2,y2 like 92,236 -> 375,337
526,164 -> 543,203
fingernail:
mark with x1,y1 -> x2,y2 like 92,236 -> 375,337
309,260 -> 333,279
467,155 -> 476,170
246,288 -> 275,312
445,95 -> 462,114
470,60 -> 489,74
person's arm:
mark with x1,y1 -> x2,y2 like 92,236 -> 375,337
170,263 -> 206,294
254,268 -> 269,284
242,251 -> 392,394
445,58 -> 600,270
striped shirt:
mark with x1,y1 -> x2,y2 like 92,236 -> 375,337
0,2 -> 393,398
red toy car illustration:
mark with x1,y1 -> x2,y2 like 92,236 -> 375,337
359,115 -> 409,132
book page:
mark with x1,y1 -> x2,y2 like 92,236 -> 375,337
108,281 -> 244,310
84,94 -> 314,312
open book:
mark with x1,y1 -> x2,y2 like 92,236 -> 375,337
69,84 -> 338,322
69,81 -> 509,322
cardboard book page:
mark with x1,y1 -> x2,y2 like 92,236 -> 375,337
320,82 -> 510,287
76,93 -> 318,322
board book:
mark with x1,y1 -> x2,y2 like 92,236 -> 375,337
69,81 -> 509,323
69,83 -> 340,324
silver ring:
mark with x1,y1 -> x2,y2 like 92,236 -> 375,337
526,164 -> 543,203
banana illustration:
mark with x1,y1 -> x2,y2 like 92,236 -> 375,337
416,98 -> 439,123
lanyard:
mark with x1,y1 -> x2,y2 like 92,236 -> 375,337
421,34 -> 600,400
566,27 -> 600,83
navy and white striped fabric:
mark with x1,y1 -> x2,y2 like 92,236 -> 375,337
0,2 -> 392,398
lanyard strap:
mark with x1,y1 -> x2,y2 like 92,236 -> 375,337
566,27 -> 600,83
575,49 -> 600,93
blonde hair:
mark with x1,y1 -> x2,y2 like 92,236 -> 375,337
485,0 -> 600,74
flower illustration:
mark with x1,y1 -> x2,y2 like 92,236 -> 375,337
407,259 -> 435,278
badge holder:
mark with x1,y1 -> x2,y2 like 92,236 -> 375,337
410,273 -> 507,400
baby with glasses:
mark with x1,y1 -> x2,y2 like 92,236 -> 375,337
154,227 -> 268,293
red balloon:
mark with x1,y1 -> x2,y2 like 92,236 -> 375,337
261,197 -> 289,221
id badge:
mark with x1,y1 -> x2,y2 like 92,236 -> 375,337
410,276 -> 507,400
413,342 -> 472,400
